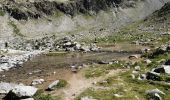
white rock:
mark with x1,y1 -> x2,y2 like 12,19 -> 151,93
135,66 -> 141,71
48,80 -> 59,90
0,82 -> 17,94
81,96 -> 96,100
31,79 -> 44,86
146,88 -> 165,95
10,85 -> 37,97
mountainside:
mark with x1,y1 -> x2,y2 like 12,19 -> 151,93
0,0 -> 169,43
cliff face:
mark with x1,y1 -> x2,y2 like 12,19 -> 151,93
1,0 -> 125,20
0,0 -> 169,42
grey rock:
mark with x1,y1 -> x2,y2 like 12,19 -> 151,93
146,71 -> 161,81
146,88 -> 165,100
146,88 -> 165,95
144,59 -> 152,64
153,65 -> 170,74
81,96 -> 96,100
11,86 -> 37,97
129,55 -> 139,59
131,74 -> 135,79
0,82 -> 17,94
138,74 -> 146,80
5,85 -> 37,99
31,79 -> 44,86
135,66 -> 140,71
47,80 -> 59,90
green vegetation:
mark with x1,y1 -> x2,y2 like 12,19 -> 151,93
54,79 -> 67,88
8,20 -> 24,37
53,10 -> 64,18
0,9 -> 5,16
85,62 -> 125,78
77,70 -> 170,100
34,89 -> 61,100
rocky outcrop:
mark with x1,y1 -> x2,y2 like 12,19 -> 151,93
1,0 -> 169,20
1,0 -> 124,20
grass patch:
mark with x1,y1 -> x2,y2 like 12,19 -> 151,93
85,66 -> 109,78
54,79 -> 67,88
0,9 -> 5,16
8,21 -> 24,37
34,89 -> 61,100
85,62 -> 125,78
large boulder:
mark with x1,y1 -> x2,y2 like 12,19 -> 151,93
0,82 -> 17,94
5,86 -> 37,99
153,65 -> 170,74
146,88 -> 165,100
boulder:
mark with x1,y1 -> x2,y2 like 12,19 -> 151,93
146,88 -> 165,100
47,80 -> 59,90
153,65 -> 170,74
31,79 -> 44,86
0,82 -> 17,94
146,71 -> 161,81
5,86 -> 37,99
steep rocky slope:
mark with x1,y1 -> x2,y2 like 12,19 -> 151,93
0,0 -> 169,44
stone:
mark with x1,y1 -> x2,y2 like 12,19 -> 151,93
71,66 -> 78,73
134,66 -> 140,71
146,88 -> 165,100
146,88 -> 165,95
144,59 -> 152,64
131,74 -> 135,79
0,82 -> 17,94
129,55 -> 139,59
81,96 -> 96,100
80,46 -> 90,52
5,86 -> 37,99
31,79 -> 44,86
47,80 -> 59,90
138,74 -> 146,80
146,71 -> 161,81
153,65 -> 170,74
113,94 -> 123,97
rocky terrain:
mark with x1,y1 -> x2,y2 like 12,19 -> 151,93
0,0 -> 170,100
